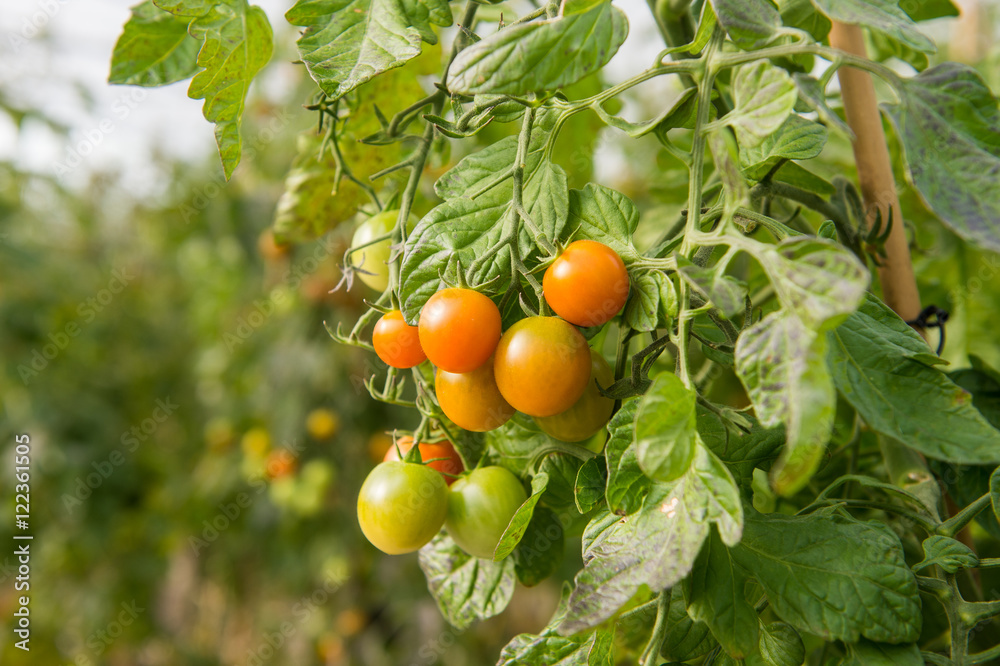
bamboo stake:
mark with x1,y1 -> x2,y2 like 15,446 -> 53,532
828,22 -> 924,325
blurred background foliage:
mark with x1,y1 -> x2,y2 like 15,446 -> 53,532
1,1 -> 1000,664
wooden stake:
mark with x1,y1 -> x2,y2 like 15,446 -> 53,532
828,22 -> 924,325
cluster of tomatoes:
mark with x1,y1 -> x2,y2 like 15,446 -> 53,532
358,237 -> 631,557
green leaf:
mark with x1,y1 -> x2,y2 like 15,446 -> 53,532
273,132 -> 346,241
745,236 -> 869,330
617,590 -> 718,662
418,532 -> 516,630
624,271 -> 676,332
676,256 -> 747,318
687,1 -> 718,54
779,0 -> 830,40
286,0 -> 450,101
727,61 -> 797,149
771,160 -> 835,195
109,1 -> 201,86
498,628 -> 613,666
792,73 -> 852,137
842,639 -> 923,666
708,128 -> 750,213
882,62 -> 1000,253
562,184 -> 640,261
575,457 -> 606,514
539,453 -> 585,514
604,400 -> 651,515
494,473 -> 550,561
435,111 -> 557,200
698,411 -> 785,488
740,114 -> 828,178
487,414 -> 553,476
828,295 -> 1000,464
448,0 -> 628,95
710,0 -> 780,50
809,0 -> 934,53
904,0 -> 958,21
731,510 -> 921,643
513,506 -> 566,587
153,0 -> 215,16
913,535 -> 979,573
399,196 -> 510,320
185,1 -> 273,179
635,372 -> 698,482
745,622 -> 804,666
559,445 -> 742,634
867,29 -> 929,71
735,311 -> 835,496
686,529 -> 759,659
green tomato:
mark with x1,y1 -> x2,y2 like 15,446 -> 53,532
357,461 -> 448,554
535,349 -> 615,442
445,466 -> 527,559
349,210 -> 417,292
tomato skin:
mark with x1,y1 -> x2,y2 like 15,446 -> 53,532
535,349 -> 615,442
350,211 -> 416,291
357,461 -> 448,554
493,316 -> 591,417
373,310 -> 426,368
383,436 -> 464,485
419,288 -> 501,373
543,240 -> 630,327
445,467 -> 528,559
436,359 -> 515,432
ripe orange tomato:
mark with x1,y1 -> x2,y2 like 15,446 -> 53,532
418,288 -> 501,373
373,310 -> 426,368
265,449 -> 298,479
383,436 -> 464,485
436,358 -> 515,432
535,349 -> 615,441
543,240 -> 630,327
493,316 -> 591,417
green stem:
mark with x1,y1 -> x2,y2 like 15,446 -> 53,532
946,574 -> 969,666
673,27 -> 722,389
639,590 -> 671,666
938,493 -> 992,538
715,43 -> 902,89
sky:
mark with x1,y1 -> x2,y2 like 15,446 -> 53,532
0,0 -> 666,197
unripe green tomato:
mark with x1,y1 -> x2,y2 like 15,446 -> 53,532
445,466 -> 527,559
357,461 -> 448,554
535,349 -> 615,442
349,210 -> 417,292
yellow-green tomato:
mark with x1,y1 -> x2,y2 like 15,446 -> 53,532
445,466 -> 527,559
349,210 -> 417,292
357,461 -> 448,554
535,349 -> 615,442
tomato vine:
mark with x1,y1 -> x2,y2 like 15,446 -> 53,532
109,0 -> 1000,663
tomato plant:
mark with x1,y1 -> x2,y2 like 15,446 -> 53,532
444,466 -> 528,560
357,460 -> 449,554
383,435 -> 464,484
111,0 -> 1000,663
